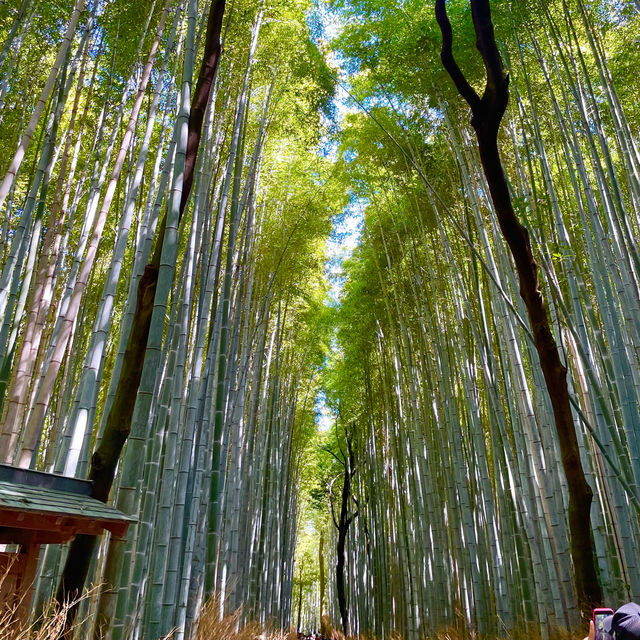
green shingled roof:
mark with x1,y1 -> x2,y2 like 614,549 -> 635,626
0,480 -> 133,535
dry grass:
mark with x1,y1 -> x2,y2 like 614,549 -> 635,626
316,631 -> 580,640
190,603 -> 585,640
0,589 -> 94,640
0,556 -> 99,640
192,604 -> 582,640
0,565 -> 583,640
315,615 -> 582,640
193,594 -> 297,640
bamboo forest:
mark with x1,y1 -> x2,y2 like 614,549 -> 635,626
1,0 -> 640,638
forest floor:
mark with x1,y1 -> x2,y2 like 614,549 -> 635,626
191,606 -> 583,640
0,585 -> 583,640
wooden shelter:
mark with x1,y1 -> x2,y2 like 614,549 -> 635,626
0,464 -> 132,635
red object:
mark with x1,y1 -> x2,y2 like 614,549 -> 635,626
594,608 -> 615,629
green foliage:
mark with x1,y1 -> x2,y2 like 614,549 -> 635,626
315,0 -> 640,635
2,0 -> 640,635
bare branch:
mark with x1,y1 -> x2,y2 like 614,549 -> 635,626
435,0 -> 481,112
331,502 -> 339,530
469,0 -> 509,115
335,413 -> 348,462
321,444 -> 346,467
328,477 -> 340,529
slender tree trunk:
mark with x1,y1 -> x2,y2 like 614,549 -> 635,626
336,494 -> 350,636
435,0 -> 602,614
332,433 -> 357,637
296,560 -> 304,633
56,0 -> 227,617
181,0 -> 226,213
0,0 -> 84,215
319,529 -> 326,634
55,259 -> 158,606
16,0 -> 172,468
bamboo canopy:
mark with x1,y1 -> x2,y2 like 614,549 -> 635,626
0,0 -> 638,638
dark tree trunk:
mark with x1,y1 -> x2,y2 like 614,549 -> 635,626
56,260 -> 158,609
296,560 -> 304,633
56,0 -> 227,629
336,462 -> 351,637
331,431 -> 358,637
319,529 -> 326,635
180,0 -> 226,213
435,0 -> 602,616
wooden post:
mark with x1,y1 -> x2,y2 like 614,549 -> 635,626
0,543 -> 40,638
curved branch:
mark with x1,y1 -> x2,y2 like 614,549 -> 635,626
328,476 -> 340,529
470,0 -> 507,99
346,510 -> 359,527
322,444 -> 346,467
435,0 -> 481,112
180,0 -> 227,216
